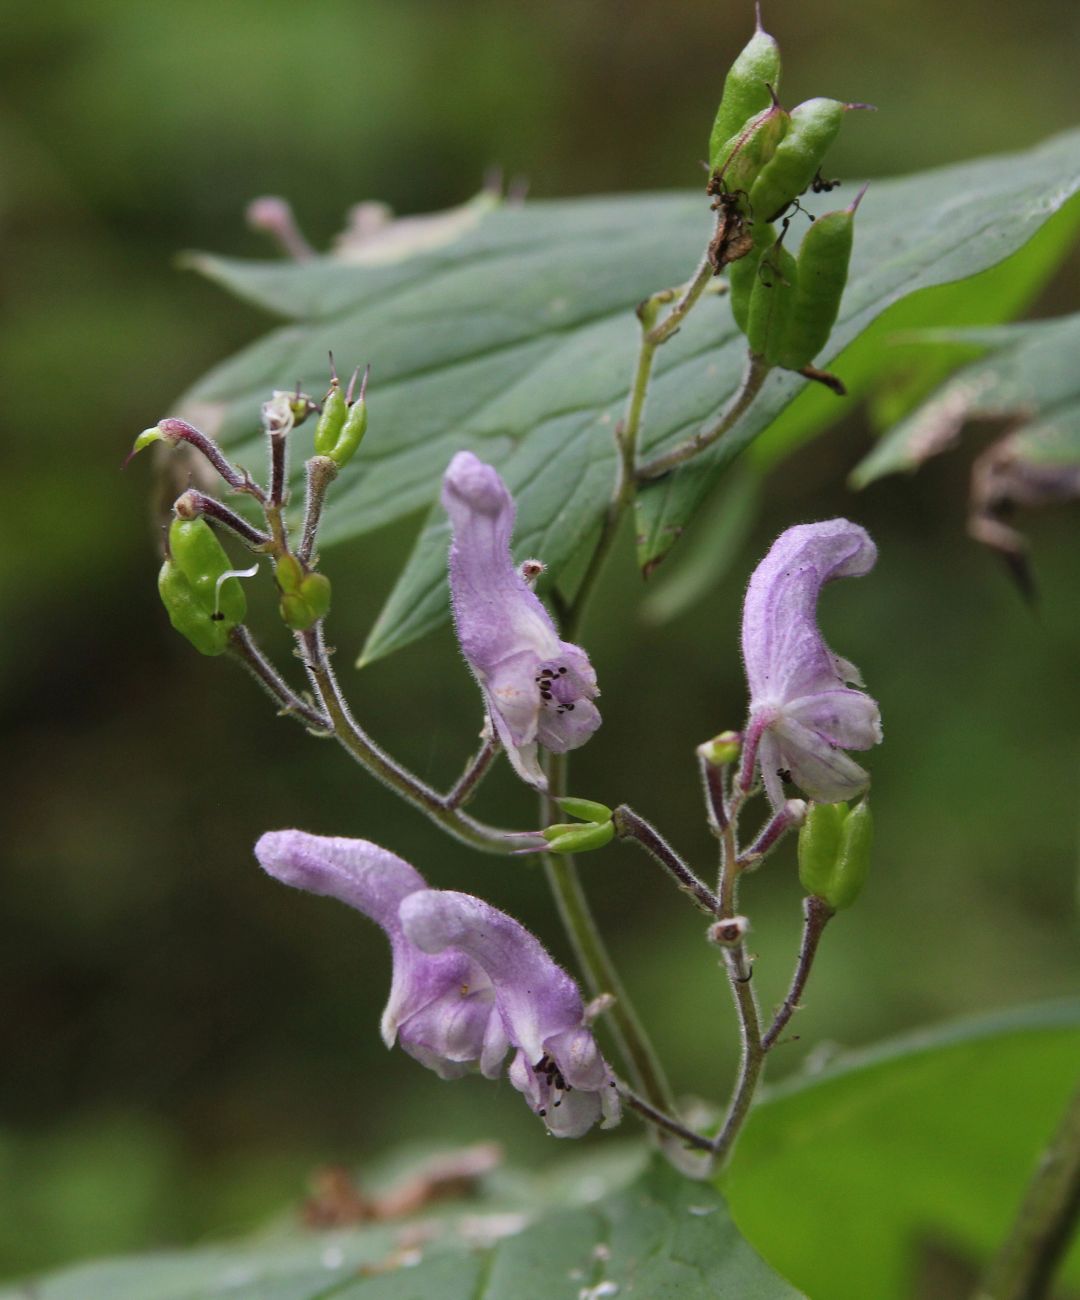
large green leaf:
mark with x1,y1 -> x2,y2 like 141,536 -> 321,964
725,999 -> 1080,1300
852,312 -> 1080,485
1,1153 -> 800,1300
179,128 -> 1080,663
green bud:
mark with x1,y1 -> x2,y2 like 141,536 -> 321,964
168,517 -> 246,625
798,800 -> 873,910
313,379 -> 348,456
556,796 -> 613,823
299,572 -> 332,620
709,11 -> 782,173
275,554 -> 304,594
158,560 -> 230,656
698,730 -> 742,766
277,570 -> 332,631
543,820 -> 616,854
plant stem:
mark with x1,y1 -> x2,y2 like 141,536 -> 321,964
542,752 -> 676,1112
228,625 -> 331,732
175,490 -> 272,549
710,814 -> 766,1166
761,896 -> 833,1051
699,753 -> 731,836
613,804 -> 722,916
564,255 -> 720,637
445,731 -> 499,808
298,456 -> 338,565
619,1085 -> 714,1152
297,625 -> 524,854
976,1081 -> 1080,1300
636,351 -> 772,482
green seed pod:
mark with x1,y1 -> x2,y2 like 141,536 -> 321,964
798,800 -> 873,910
556,796 -> 613,823
729,222 -> 776,335
748,97 -> 846,223
158,560 -> 230,656
712,99 -> 789,194
775,188 -> 863,372
168,517 -> 246,625
830,800 -> 873,909
329,394 -> 369,467
313,379 -> 348,456
543,820 -> 616,854
299,572 -> 332,621
746,238 -> 799,363
275,553 -> 304,594
708,11 -> 782,173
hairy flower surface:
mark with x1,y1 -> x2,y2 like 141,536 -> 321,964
741,519 -> 882,810
255,829 -> 619,1137
442,451 -> 600,790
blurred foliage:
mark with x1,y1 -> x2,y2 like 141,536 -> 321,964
2,0 -> 1080,1288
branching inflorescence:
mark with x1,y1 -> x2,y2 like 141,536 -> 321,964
128,10 -> 881,1173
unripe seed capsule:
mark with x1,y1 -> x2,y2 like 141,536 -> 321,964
729,223 -> 776,335
168,517 -> 247,625
708,10 -> 782,173
748,97 -> 847,223
298,572 -> 332,621
746,239 -> 799,363
158,560 -> 230,656
830,800 -> 873,910
543,820 -> 616,854
313,379 -> 348,456
275,553 -> 304,594
797,801 -> 847,900
329,393 -> 368,467
713,98 -> 789,195
556,796 -> 613,823
775,188 -> 863,372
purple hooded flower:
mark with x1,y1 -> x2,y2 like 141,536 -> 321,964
442,451 -> 600,790
741,520 -> 882,811
255,829 -> 619,1138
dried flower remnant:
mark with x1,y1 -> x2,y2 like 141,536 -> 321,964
255,830 -> 619,1137
740,520 -> 882,810
442,452 -> 600,790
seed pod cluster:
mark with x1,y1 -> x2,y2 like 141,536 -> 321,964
158,517 -> 247,656
797,799 -> 873,911
707,13 -> 871,387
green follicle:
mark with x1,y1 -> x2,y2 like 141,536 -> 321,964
159,516 -> 247,655
746,235 -> 799,362
556,796 -> 613,823
542,820 -> 616,854
797,799 -> 873,910
712,93 -> 789,197
313,364 -> 369,467
277,561 -> 332,630
313,378 -> 348,456
729,222 -> 777,334
748,97 -> 847,223
775,185 -> 865,373
708,7 -> 782,173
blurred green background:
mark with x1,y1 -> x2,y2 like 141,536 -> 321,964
2,0 -> 1079,1284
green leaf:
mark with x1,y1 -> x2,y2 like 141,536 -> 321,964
852,311 -> 1080,485
1,1151 -> 800,1300
725,999 -> 1080,1300
179,129 -> 1080,662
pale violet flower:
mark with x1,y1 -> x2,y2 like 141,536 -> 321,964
442,451 -> 600,790
741,519 -> 882,810
255,829 -> 620,1138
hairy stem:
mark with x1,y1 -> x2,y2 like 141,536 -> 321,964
297,625 -> 524,854
542,753 -> 676,1111
613,804 -> 722,916
298,456 -> 339,565
976,1081 -> 1080,1300
636,351 -> 772,482
445,731 -> 499,809
619,1085 -> 714,1152
175,490 -> 272,549
228,625 -> 331,732
761,896 -> 833,1051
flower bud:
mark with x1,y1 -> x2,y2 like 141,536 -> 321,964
556,796 -> 613,823
542,820 -> 615,854
698,730 -> 742,766
798,800 -> 873,910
